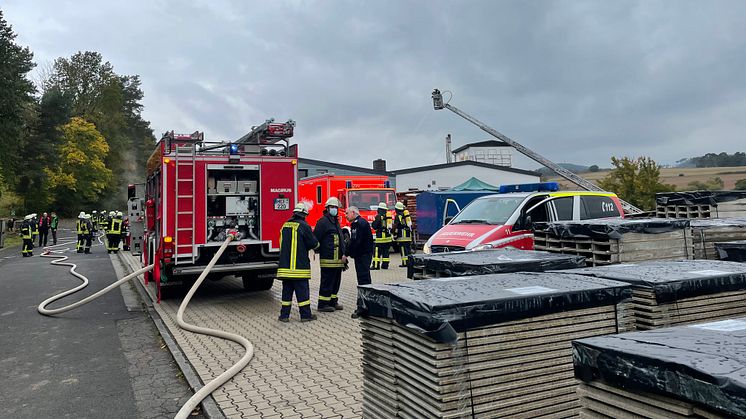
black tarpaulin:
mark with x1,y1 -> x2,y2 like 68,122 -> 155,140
358,272 -> 631,343
656,190 -> 746,206
573,319 -> 746,418
691,218 -> 746,229
408,248 -> 586,278
561,260 -> 746,303
536,218 -> 690,240
716,241 -> 746,262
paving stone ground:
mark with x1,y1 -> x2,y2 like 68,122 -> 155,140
121,251 -> 411,418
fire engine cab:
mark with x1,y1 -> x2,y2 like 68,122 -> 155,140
298,174 -> 396,239
143,119 -> 298,300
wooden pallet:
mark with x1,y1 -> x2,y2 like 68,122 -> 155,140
578,380 -> 726,418
691,219 -> 746,260
361,303 -> 631,418
629,288 -> 746,330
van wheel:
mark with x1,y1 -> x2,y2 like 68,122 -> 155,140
242,271 -> 275,291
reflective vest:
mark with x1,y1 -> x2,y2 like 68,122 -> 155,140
111,219 -> 123,234
314,213 -> 346,268
76,219 -> 84,234
372,211 -> 393,244
277,215 -> 319,279
394,210 -> 413,242
21,221 -> 32,239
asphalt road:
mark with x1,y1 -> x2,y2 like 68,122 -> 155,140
0,229 -> 204,419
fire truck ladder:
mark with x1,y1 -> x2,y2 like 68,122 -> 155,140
172,132 -> 203,264
431,89 -> 643,215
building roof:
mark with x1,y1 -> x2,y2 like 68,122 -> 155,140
452,140 -> 511,154
298,157 -> 393,175
390,160 -> 540,177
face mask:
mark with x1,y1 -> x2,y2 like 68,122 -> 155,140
329,207 -> 338,217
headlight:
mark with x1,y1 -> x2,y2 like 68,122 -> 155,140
423,242 -> 432,254
471,243 -> 495,252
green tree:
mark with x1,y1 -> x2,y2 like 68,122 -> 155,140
735,179 -> 746,190
0,10 -> 35,184
687,177 -> 725,191
45,117 -> 112,212
597,156 -> 674,210
588,164 -> 600,172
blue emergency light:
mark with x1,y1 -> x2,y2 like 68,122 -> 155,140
384,181 -> 391,188
346,181 -> 352,188
229,144 -> 239,155
498,182 -> 560,193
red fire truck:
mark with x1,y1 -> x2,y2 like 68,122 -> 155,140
143,119 -> 298,301
298,174 -> 396,240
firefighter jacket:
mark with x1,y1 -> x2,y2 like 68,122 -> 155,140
346,215 -> 375,258
393,210 -> 413,242
21,221 -> 32,239
313,212 -> 346,268
371,209 -> 393,244
111,218 -> 123,234
277,214 -> 319,279
76,219 -> 83,234
31,219 -> 39,236
81,220 -> 92,235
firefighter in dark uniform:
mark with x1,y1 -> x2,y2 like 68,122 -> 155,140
393,201 -> 414,267
370,202 -> 392,270
277,203 -> 320,322
344,206 -> 375,318
30,213 -> 39,244
105,210 -> 115,250
76,211 -> 86,253
107,211 -> 123,253
82,214 -> 94,254
314,197 -> 347,312
20,214 -> 34,257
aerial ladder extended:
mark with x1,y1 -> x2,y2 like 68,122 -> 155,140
431,89 -> 643,215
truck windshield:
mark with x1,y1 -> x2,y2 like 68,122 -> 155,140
450,196 -> 525,225
348,190 -> 396,210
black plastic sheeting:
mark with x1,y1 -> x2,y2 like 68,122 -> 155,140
358,272 -> 631,343
656,190 -> 746,206
561,260 -> 746,303
690,217 -> 746,229
407,248 -> 586,279
535,218 -> 690,240
716,241 -> 746,263
574,319 -> 746,418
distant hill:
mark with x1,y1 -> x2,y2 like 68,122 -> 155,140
536,163 -> 590,176
677,152 -> 746,168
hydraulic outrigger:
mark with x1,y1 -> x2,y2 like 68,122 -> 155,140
431,89 -> 643,215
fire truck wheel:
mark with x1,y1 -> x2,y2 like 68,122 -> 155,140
242,272 -> 275,292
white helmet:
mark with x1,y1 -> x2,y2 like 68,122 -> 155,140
116,211 -> 123,217
325,197 -> 341,208
78,211 -> 86,218
24,214 -> 34,220
395,202 -> 405,210
377,202 -> 388,210
109,211 -> 115,217
31,213 -> 37,218
84,214 -> 91,220
293,202 -> 309,214
92,210 -> 97,214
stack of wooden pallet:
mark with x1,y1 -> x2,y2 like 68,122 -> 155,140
690,218 -> 746,259
407,248 -> 585,279
715,240 -> 746,262
574,319 -> 746,418
358,272 -> 632,418
656,191 -> 746,219
565,259 -> 746,330
533,218 -> 693,266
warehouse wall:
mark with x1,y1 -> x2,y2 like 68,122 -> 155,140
394,166 -> 539,192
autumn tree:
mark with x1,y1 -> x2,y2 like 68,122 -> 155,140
597,156 -> 674,210
45,117 -> 112,213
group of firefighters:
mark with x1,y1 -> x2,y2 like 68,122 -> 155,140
276,198 -> 413,322
19,212 -> 60,257
75,210 -> 129,254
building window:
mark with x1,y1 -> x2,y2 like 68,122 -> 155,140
316,186 -> 322,204
316,169 -> 328,174
298,169 -> 308,178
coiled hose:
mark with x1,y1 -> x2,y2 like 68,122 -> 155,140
38,234 -> 255,419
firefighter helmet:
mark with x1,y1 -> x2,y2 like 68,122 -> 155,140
78,211 -> 86,218
293,202 -> 309,214
24,214 -> 34,220
84,214 -> 91,220
31,213 -> 37,218
325,197 -> 341,208
109,211 -> 115,217
92,210 -> 97,214
378,202 -> 388,210
395,202 -> 405,210
116,211 -> 123,218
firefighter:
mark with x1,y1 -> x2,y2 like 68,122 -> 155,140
105,211 -> 116,250
344,206 -> 375,319
370,202 -> 392,270
20,214 -> 34,257
91,210 -> 99,232
393,201 -> 413,267
314,197 -> 347,312
76,212 -> 86,253
107,211 -> 123,253
277,203 -> 319,323
82,214 -> 94,254
30,213 -> 39,244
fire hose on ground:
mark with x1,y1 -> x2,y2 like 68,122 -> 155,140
38,232 -> 254,419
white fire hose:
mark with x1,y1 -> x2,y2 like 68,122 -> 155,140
38,233 -> 255,419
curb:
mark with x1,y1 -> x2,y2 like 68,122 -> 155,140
114,251 -> 225,419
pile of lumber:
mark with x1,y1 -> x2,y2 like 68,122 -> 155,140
533,218 -> 693,266
407,248 -> 585,279
715,240 -> 746,262
574,319 -> 746,418
656,190 -> 746,219
690,218 -> 746,259
565,259 -> 746,330
358,272 -> 632,418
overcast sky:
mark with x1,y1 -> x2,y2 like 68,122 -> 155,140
4,0 -> 746,170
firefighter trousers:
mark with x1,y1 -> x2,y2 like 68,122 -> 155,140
398,241 -> 412,267
83,235 -> 92,254
107,233 -> 121,252
318,267 -> 342,309
22,239 -> 33,256
372,243 -> 390,269
279,279 -> 312,320
77,234 -> 84,253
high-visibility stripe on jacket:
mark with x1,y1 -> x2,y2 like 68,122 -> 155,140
111,219 -> 123,234
394,210 -> 413,242
76,220 -> 83,234
277,215 -> 319,279
21,221 -> 32,239
371,211 -> 393,244
314,213 -> 346,268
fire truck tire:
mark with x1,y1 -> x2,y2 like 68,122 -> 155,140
242,272 -> 275,292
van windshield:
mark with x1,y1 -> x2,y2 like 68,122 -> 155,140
348,190 -> 396,210
450,196 -> 525,225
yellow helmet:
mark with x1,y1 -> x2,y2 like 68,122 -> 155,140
395,202 -> 405,210
325,197 -> 341,207
293,202 -> 309,214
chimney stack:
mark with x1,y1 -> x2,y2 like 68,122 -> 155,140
446,133 -> 452,163
373,159 -> 387,172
